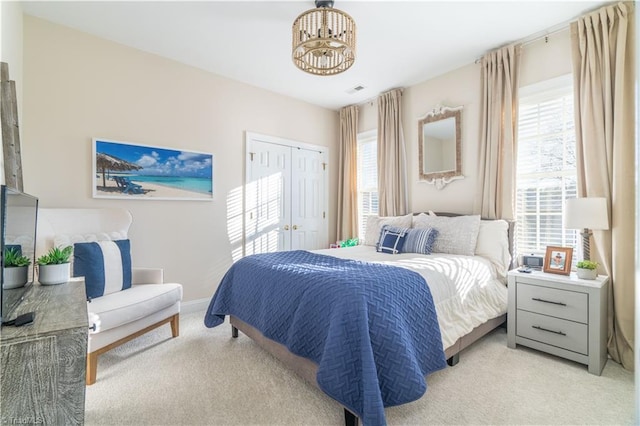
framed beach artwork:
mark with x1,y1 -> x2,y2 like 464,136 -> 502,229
93,138 -> 213,201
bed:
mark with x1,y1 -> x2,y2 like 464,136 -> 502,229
205,213 -> 514,425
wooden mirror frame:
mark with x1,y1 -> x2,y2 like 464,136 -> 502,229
418,105 -> 463,189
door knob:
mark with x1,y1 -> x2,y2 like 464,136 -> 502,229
283,225 -> 290,230
292,225 -> 298,230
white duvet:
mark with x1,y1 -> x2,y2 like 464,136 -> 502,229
314,246 -> 508,349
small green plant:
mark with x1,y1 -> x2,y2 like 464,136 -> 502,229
37,246 -> 73,265
4,247 -> 31,267
339,238 -> 359,248
576,260 -> 598,270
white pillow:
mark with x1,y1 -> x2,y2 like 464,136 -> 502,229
363,214 -> 413,246
475,220 -> 511,281
412,213 -> 481,256
411,212 -> 435,227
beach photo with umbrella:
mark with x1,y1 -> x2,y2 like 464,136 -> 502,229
93,138 -> 213,201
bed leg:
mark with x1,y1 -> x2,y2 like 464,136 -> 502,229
447,353 -> 459,367
344,408 -> 359,426
231,325 -> 238,338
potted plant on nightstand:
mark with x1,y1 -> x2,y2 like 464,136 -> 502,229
576,260 -> 598,280
37,246 -> 73,285
3,247 -> 31,289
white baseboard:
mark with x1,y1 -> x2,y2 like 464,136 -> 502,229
181,298 -> 209,315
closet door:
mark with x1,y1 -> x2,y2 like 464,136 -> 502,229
246,133 -> 327,254
291,147 -> 326,250
245,139 -> 292,255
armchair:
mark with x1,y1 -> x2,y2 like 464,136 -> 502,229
36,208 -> 182,385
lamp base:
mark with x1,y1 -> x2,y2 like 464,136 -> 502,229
580,228 -> 592,261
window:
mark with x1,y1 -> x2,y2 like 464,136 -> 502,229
357,130 -> 378,240
516,76 -> 579,259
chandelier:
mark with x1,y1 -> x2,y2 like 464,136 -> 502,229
292,0 -> 357,76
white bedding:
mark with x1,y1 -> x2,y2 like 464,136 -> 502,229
314,246 -> 508,349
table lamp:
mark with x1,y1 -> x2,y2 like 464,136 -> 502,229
564,197 -> 609,261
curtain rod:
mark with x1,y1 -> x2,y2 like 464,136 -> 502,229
520,21 -> 572,47
475,1 -> 612,63
520,0 -> 618,46
474,19 -> 572,64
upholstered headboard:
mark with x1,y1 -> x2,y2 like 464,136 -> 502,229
36,208 -> 132,259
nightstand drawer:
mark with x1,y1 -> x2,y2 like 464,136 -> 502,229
517,283 -> 588,323
517,310 -> 588,355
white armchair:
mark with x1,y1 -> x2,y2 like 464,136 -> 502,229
36,208 -> 182,385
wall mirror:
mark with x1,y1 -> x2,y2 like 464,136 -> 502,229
418,105 -> 463,189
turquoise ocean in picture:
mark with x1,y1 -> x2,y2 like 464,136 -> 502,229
119,174 -> 212,194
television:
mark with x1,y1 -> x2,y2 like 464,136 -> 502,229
0,185 -> 39,322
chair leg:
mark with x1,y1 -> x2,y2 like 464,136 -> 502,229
170,314 -> 180,338
84,314 -> 179,386
86,352 -> 98,386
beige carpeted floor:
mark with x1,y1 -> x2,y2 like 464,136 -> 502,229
85,311 -> 635,425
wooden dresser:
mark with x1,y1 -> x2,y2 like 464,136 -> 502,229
0,279 -> 88,425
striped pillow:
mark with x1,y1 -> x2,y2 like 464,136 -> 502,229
73,240 -> 132,299
402,227 -> 439,255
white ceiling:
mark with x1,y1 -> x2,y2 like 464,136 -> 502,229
21,1 -> 609,110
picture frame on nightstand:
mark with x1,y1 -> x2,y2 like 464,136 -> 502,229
543,246 -> 573,275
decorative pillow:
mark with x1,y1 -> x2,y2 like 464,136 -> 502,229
54,231 -> 128,248
376,226 -> 409,254
73,240 -> 132,299
401,227 -> 439,255
411,211 -> 436,227
55,232 -> 128,273
475,219 -> 511,281
363,214 -> 413,246
412,214 -> 481,256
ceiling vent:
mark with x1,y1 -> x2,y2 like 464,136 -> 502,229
346,85 -> 365,94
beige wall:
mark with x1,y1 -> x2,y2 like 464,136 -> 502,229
0,1 -> 24,185
22,16 -> 339,304
1,1 -> 23,108
359,29 -> 573,215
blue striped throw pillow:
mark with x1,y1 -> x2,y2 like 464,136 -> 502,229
376,225 -> 409,254
73,240 -> 132,299
401,227 -> 439,255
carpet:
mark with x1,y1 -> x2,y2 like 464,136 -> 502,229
85,311 -> 634,425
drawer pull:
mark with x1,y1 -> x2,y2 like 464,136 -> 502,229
532,325 -> 566,336
531,297 -> 566,306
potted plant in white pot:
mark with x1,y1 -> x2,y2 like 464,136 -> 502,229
576,260 -> 598,280
3,247 -> 31,289
37,246 -> 73,285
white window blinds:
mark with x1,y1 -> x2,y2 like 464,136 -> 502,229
357,131 -> 378,240
516,80 -> 579,258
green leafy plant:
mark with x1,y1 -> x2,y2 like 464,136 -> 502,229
576,260 -> 598,270
37,246 -> 73,265
339,238 -> 359,248
4,247 -> 31,267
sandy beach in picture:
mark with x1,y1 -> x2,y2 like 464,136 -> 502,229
95,176 -> 210,199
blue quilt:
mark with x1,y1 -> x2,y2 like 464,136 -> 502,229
204,250 -> 446,425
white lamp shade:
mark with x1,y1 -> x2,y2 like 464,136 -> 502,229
564,197 -> 609,230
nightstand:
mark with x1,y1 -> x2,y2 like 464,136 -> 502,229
507,270 -> 609,375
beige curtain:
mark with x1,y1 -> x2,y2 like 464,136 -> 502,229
571,2 -> 635,370
377,89 -> 408,216
336,105 -> 359,240
474,44 -> 521,220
